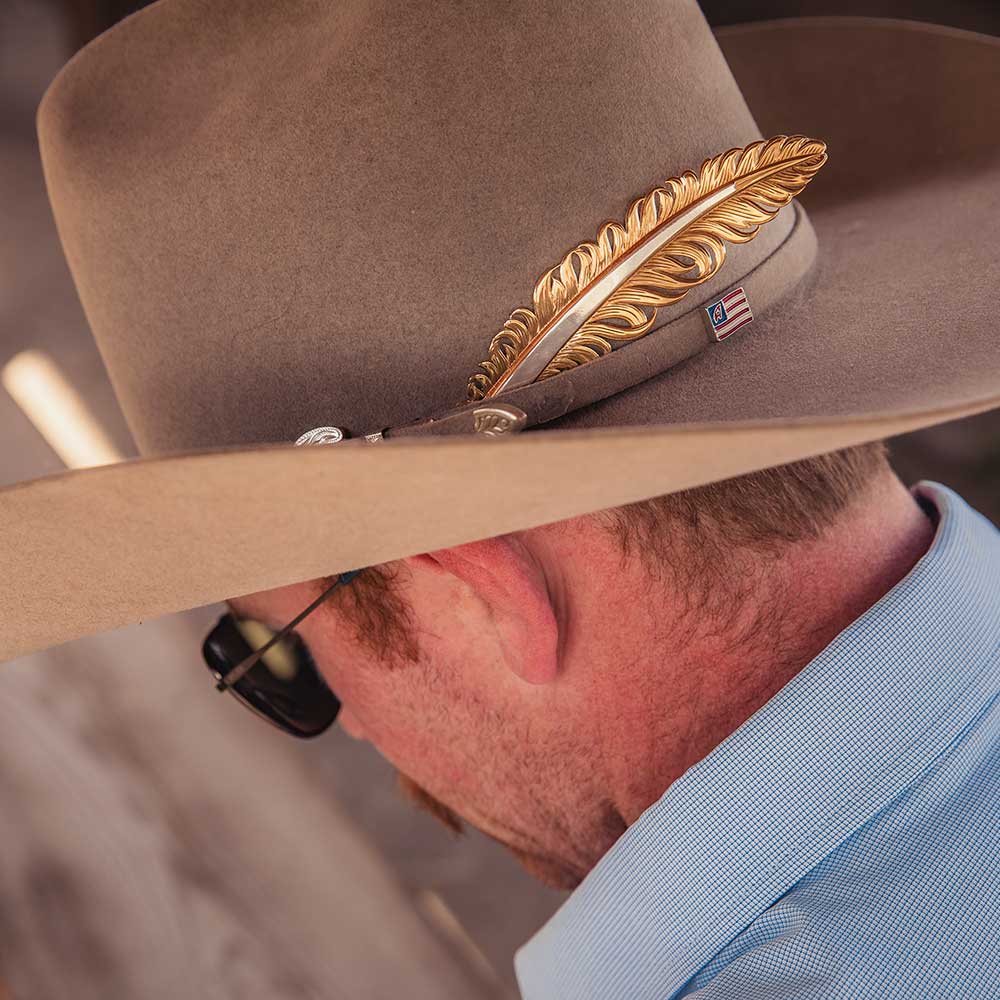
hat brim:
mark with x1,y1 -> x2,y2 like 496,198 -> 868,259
3,17 -> 998,661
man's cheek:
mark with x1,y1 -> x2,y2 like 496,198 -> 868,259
359,706 -> 481,800
324,669 -> 431,751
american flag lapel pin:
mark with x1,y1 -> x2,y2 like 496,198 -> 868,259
705,286 -> 753,341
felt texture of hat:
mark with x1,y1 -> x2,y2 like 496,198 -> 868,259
2,5 -> 998,660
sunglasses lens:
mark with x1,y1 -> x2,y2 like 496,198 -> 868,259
202,615 -> 340,738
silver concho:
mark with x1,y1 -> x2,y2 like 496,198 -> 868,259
473,405 -> 527,437
295,426 -> 345,446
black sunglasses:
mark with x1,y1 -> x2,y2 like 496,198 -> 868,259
201,570 -> 363,738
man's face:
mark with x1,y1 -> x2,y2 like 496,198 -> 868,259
227,537 -> 621,890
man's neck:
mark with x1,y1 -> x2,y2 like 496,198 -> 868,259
594,473 -> 937,828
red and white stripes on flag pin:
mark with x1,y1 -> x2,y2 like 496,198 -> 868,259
704,286 -> 754,341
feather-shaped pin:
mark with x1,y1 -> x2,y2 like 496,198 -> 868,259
467,135 -> 827,401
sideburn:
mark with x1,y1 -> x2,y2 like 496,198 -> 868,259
321,564 -> 421,666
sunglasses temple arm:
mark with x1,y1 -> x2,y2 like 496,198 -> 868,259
218,569 -> 365,689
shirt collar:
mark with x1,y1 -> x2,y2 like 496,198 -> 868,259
516,481 -> 1000,1000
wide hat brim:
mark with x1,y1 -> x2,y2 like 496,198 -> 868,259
3,16 -> 998,661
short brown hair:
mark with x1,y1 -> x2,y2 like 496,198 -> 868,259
603,440 -> 891,572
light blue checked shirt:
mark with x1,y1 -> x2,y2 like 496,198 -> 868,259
517,481 -> 1000,1000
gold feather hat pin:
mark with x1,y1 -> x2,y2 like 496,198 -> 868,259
467,135 -> 827,402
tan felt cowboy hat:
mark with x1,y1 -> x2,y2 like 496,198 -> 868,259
3,1 -> 998,662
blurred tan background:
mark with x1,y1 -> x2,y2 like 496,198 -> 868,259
1,1 -> 997,998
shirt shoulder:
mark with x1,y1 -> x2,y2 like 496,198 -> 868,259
684,669 -> 1000,999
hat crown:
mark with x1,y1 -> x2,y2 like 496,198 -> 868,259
39,0 -> 797,452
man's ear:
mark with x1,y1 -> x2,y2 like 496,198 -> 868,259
413,536 -> 559,685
